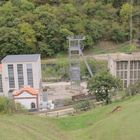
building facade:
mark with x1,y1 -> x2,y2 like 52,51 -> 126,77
13,86 -> 39,110
108,53 -> 140,87
0,54 -> 42,110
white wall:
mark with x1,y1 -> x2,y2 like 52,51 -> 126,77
32,57 -> 41,89
2,62 -> 9,96
2,56 -> 41,97
14,91 -> 37,109
15,98 -> 37,109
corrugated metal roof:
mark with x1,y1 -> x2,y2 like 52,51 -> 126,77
1,54 -> 40,63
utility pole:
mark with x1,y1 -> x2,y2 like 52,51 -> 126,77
130,0 -> 133,45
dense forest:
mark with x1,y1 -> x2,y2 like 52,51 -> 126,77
0,0 -> 140,58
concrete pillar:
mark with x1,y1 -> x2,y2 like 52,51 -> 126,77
127,60 -> 130,87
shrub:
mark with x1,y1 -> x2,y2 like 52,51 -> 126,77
15,102 -> 27,113
110,25 -> 128,43
0,96 -> 15,114
63,99 -> 73,106
80,58 -> 107,79
0,96 -> 26,114
126,81 -> 140,96
87,71 -> 122,104
41,58 -> 69,82
74,100 -> 90,112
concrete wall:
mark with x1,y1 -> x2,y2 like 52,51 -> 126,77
108,57 -> 116,76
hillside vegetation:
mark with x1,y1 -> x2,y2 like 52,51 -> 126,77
1,95 -> 140,140
0,0 -> 140,58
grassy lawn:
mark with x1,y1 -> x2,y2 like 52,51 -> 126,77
1,96 -> 140,140
0,114 -> 70,140
55,96 -> 140,140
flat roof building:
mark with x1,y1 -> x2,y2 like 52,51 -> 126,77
2,54 -> 40,63
108,53 -> 140,87
0,54 -> 42,110
1,54 -> 41,96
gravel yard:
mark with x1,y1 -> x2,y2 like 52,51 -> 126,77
43,82 -> 88,101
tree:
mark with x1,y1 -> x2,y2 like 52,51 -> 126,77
120,3 -> 133,22
110,23 -> 128,43
0,0 -> 139,58
87,71 -> 122,104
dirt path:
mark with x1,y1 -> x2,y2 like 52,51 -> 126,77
43,82 -> 88,101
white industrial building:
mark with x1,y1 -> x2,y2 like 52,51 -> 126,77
108,53 -> 140,87
0,54 -> 42,110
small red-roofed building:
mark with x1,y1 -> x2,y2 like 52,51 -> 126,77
13,86 -> 39,110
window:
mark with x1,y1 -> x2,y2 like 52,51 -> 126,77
8,64 -> 15,88
134,71 -> 137,79
0,74 -> 3,92
130,71 -> 133,79
117,61 -> 128,70
138,71 -> 140,79
134,61 -> 138,69
31,102 -> 36,109
124,71 -> 127,79
130,61 -> 140,83
116,61 -> 128,88
130,61 -> 134,69
124,80 -> 127,88
138,61 -> 140,69
27,64 -> 33,87
17,64 -> 24,88
124,62 -> 127,69
121,71 -> 123,79
116,62 -> 120,70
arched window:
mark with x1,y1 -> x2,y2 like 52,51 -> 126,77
31,102 -> 36,109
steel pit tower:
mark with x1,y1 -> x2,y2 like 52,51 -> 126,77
68,36 -> 93,91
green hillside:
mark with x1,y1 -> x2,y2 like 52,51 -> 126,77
0,0 -> 140,58
1,95 -> 140,140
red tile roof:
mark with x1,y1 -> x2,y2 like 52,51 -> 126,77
13,86 -> 39,96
